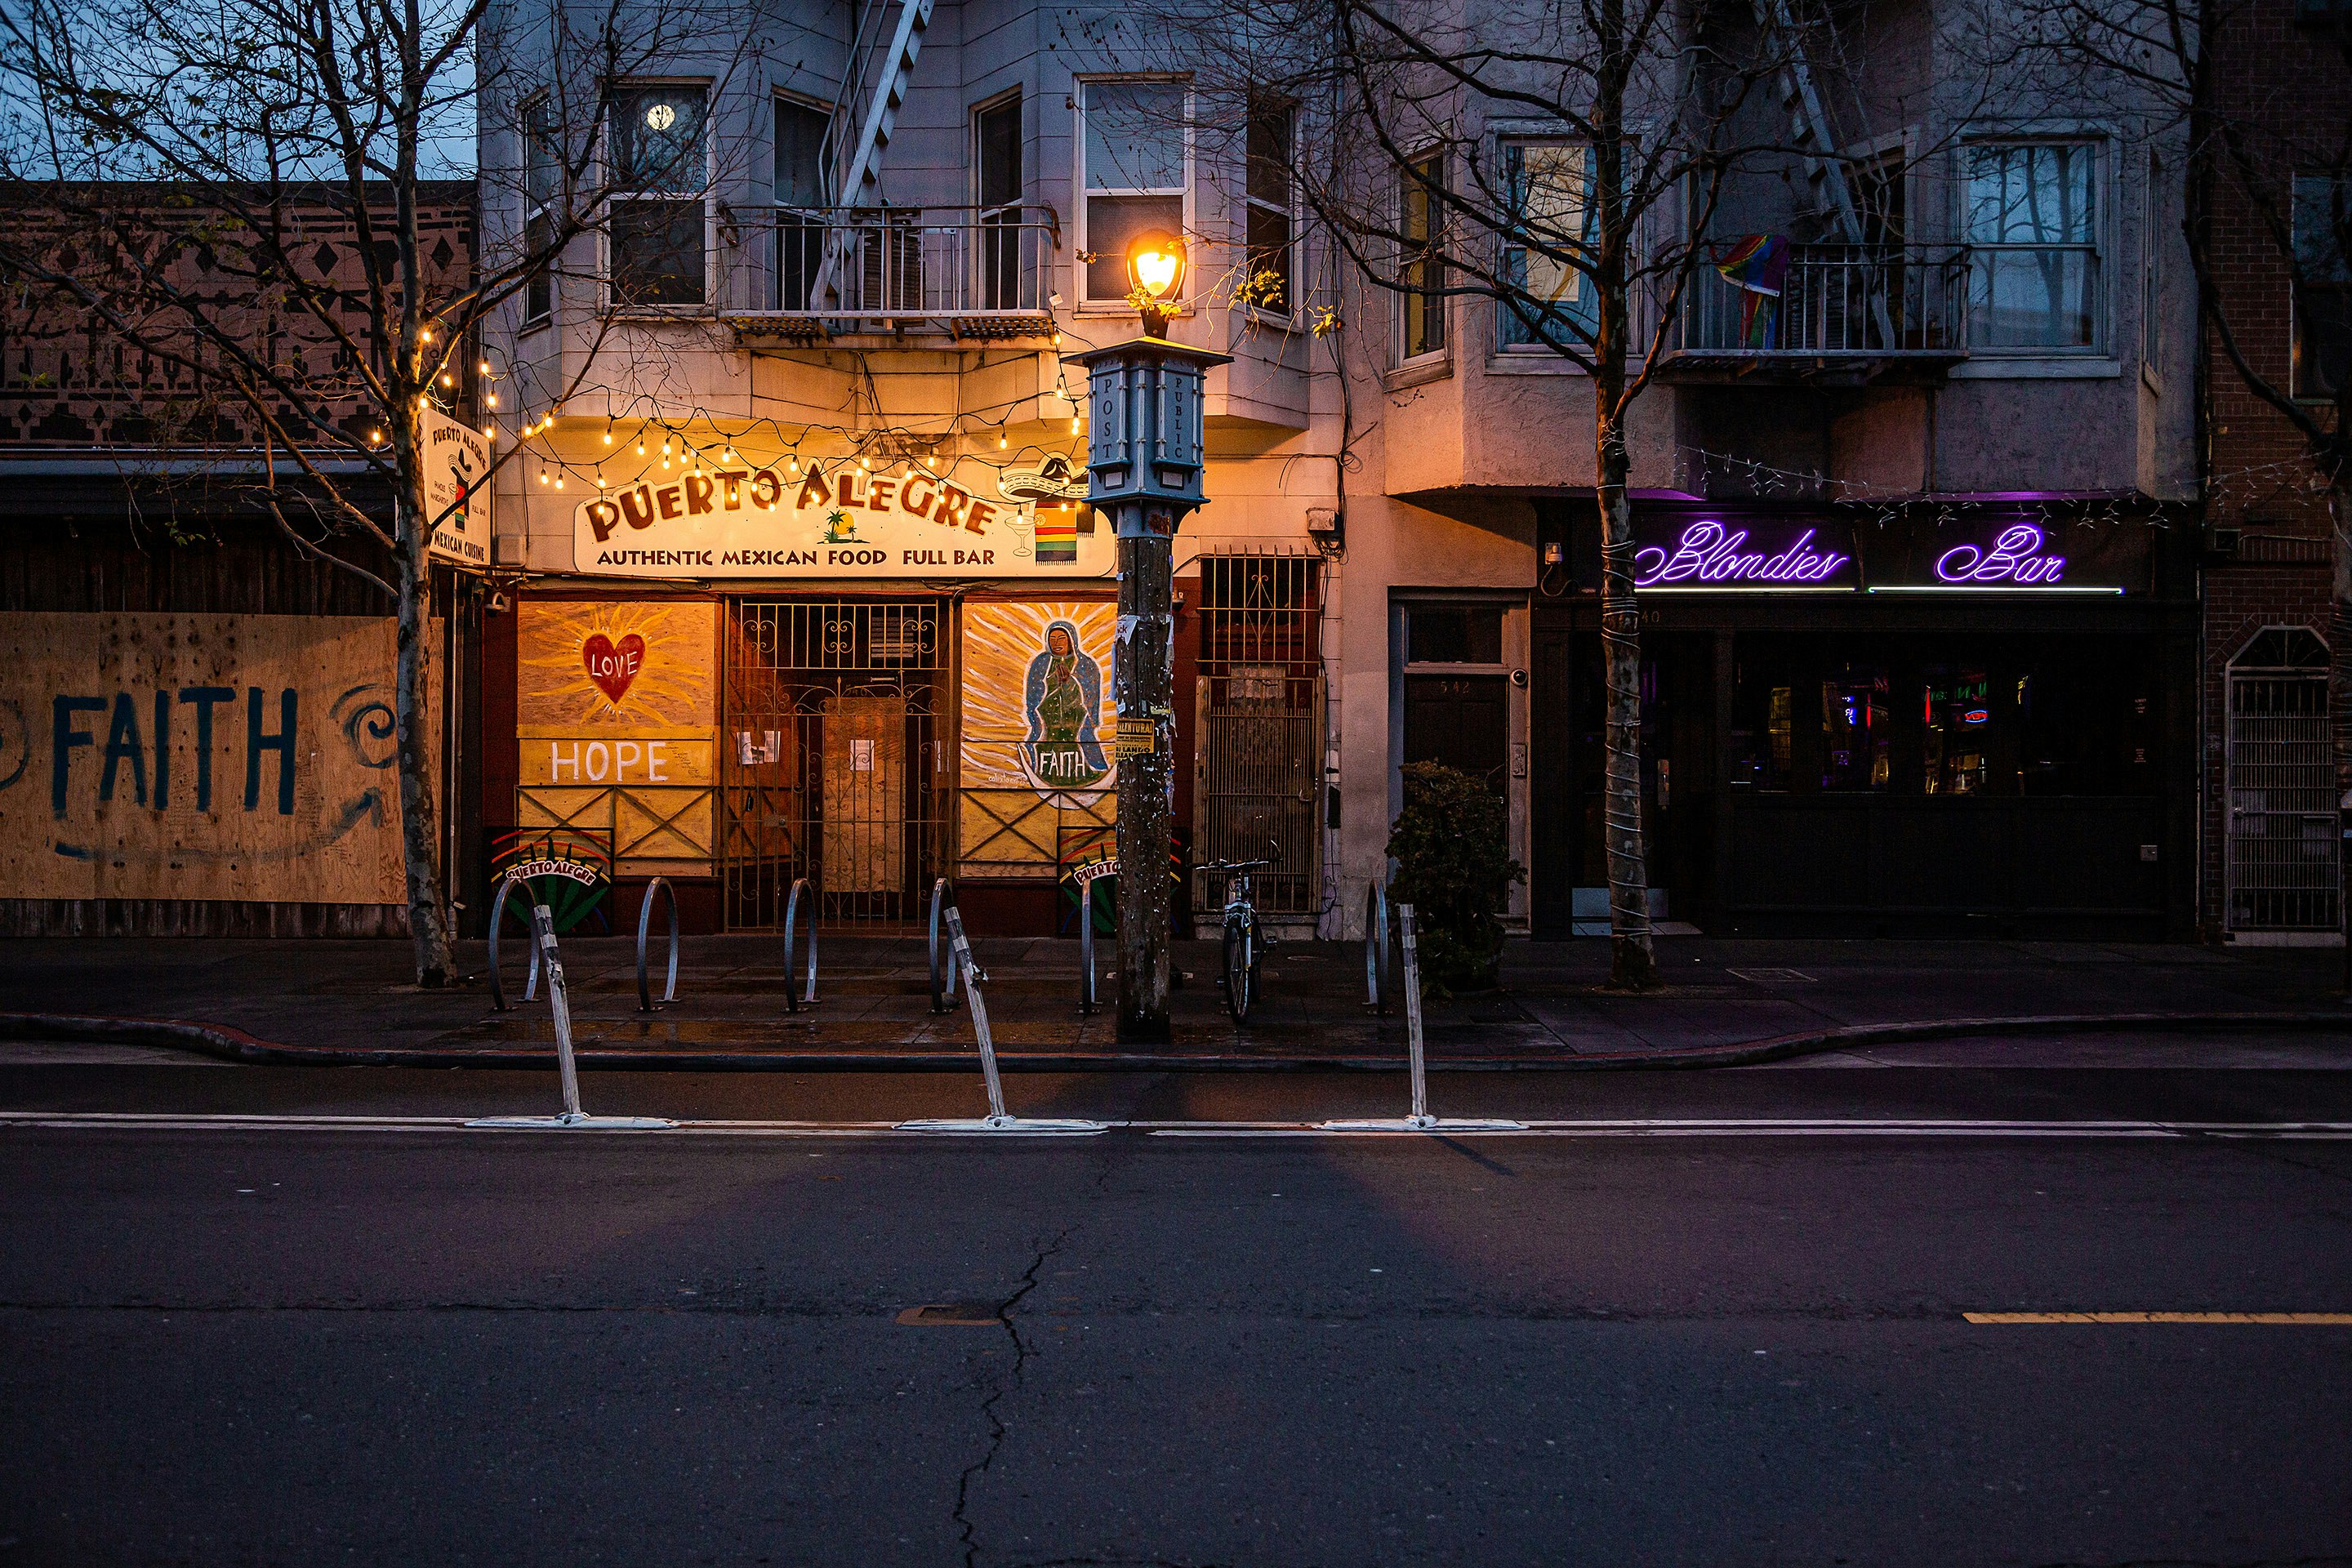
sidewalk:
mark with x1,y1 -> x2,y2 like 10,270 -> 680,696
2,932 -> 2348,1069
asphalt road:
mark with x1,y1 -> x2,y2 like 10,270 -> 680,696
3,1053 -> 2350,1567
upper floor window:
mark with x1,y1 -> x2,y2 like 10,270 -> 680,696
609,84 -> 709,308
1078,80 -> 1188,305
976,95 -> 1026,311
1398,149 -> 1447,359
774,96 -> 829,311
1966,140 -> 2100,351
2292,174 -> 2352,401
523,95 -> 559,324
1499,140 -> 1596,350
1243,96 -> 1295,316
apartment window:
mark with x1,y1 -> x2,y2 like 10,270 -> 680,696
609,84 -> 709,308
1398,150 -> 1446,358
774,97 -> 828,311
976,95 -> 1024,310
1966,140 -> 2100,350
523,95 -> 559,324
1243,96 -> 1295,315
1499,141 -> 1597,349
1079,80 -> 1187,304
2292,174 -> 2352,400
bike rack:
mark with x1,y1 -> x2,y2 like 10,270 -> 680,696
1363,879 -> 1393,1015
780,876 -> 818,1015
466,898 -> 675,1132
898,906 -> 1104,1135
928,877 -> 960,1014
486,872 -> 541,1013
1076,872 -> 1113,1017
1321,902 -> 1524,1134
635,876 -> 679,1012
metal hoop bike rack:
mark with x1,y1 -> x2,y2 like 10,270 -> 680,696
1363,879 -> 1393,1016
635,877 -> 679,1012
928,878 -> 960,1014
487,872 -> 541,1012
780,877 -> 819,1014
466,897 -> 675,1132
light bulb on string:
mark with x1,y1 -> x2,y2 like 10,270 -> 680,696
787,453 -> 800,474
602,425 -> 613,445
859,455 -> 871,471
636,434 -> 647,456
478,359 -> 491,376
724,446 -> 737,463
998,430 -> 1008,450
486,392 -> 497,408
554,474 -> 565,490
537,467 -> 549,485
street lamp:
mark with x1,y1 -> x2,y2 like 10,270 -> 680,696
1125,230 -> 1187,338
1070,231 -> 1229,1043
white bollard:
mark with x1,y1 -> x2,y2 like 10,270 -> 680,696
467,903 -> 676,1131
1321,903 -> 1524,1134
898,907 -> 1105,1135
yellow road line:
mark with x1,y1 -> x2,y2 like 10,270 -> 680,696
1964,1312 -> 2352,1325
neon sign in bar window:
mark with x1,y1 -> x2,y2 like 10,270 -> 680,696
1633,520 -> 1855,592
1867,523 -> 2126,594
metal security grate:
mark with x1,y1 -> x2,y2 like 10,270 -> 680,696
2226,639 -> 2337,933
720,599 -> 951,929
1195,555 -> 1324,916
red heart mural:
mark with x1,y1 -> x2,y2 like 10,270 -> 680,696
581,632 -> 645,705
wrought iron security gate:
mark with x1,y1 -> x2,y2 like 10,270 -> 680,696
2225,628 -> 2337,934
720,599 -> 951,928
1194,554 -> 1324,916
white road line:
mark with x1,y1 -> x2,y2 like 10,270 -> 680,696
2,1111 -> 2351,1139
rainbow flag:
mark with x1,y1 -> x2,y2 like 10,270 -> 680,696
1034,509 -> 1077,563
1711,234 -> 1791,349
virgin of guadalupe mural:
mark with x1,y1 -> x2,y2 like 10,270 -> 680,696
1022,621 -> 1109,791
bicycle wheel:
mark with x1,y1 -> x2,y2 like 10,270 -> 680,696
1222,917 -> 1254,1024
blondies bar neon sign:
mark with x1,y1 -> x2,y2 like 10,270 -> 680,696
1633,520 -> 1852,590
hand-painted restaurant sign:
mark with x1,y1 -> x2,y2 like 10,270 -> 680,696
570,458 -> 1109,579
1629,512 -> 2146,594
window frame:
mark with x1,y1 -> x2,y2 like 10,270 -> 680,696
1073,76 -> 1194,313
603,79 -> 716,315
1396,146 -> 1450,364
1959,133 -> 2109,359
520,91 -> 559,330
1241,92 -> 1298,320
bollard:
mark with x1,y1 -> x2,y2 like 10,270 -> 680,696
1077,903 -> 1098,1016
928,877 -> 960,1014
1320,902 -> 1523,1134
487,872 -> 541,1013
1363,879 -> 1392,1016
466,902 -> 675,1130
898,906 -> 1105,1135
635,876 -> 679,1012
780,876 -> 818,1015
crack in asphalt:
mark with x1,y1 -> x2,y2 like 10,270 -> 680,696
952,1226 -> 1071,1568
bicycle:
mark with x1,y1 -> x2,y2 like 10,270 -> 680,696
1203,852 -> 1276,1023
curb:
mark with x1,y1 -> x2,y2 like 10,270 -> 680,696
3,1009 -> 2348,1072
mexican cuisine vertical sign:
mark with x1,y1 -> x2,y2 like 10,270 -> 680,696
422,405 -> 492,568
958,601 -> 1118,880
514,600 -> 717,874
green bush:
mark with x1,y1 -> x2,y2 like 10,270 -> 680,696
1386,762 -> 1526,995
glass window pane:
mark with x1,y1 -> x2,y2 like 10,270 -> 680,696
1967,144 -> 2095,245
1407,605 -> 1502,664
1973,248 -> 2096,346
1245,203 -> 1291,313
2295,287 -> 2352,399
611,198 -> 705,305
1247,101 -> 1292,207
523,212 -> 553,320
612,86 -> 706,194
524,98 -> 559,209
1085,82 -> 1185,192
2292,174 -> 2352,283
1820,666 -> 1891,791
1085,194 -> 1183,297
774,99 -> 829,208
978,97 -> 1023,209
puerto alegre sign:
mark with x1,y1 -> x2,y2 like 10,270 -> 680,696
570,457 -> 1109,579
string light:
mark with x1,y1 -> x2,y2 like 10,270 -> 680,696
998,430 -> 1009,449
636,434 -> 647,456
724,446 -> 737,463
486,392 -> 497,408
478,359 -> 491,376
603,424 -> 614,445
537,467 -> 549,484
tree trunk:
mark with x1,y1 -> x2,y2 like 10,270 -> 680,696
1596,402 -> 1659,990
392,472 -> 453,987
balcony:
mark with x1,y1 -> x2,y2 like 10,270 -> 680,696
721,204 -> 1060,341
1660,243 -> 1971,381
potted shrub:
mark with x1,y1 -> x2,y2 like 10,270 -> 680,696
1386,762 -> 1526,994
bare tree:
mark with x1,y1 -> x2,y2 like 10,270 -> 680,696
2016,0 -> 2351,964
1155,0 -> 1848,987
0,0 -> 737,981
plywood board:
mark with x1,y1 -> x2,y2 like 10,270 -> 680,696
0,612 -> 441,903
822,694 -> 905,893
516,599 -> 716,729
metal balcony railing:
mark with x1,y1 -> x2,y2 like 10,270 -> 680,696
724,204 -> 1059,332
1669,243 -> 1971,362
